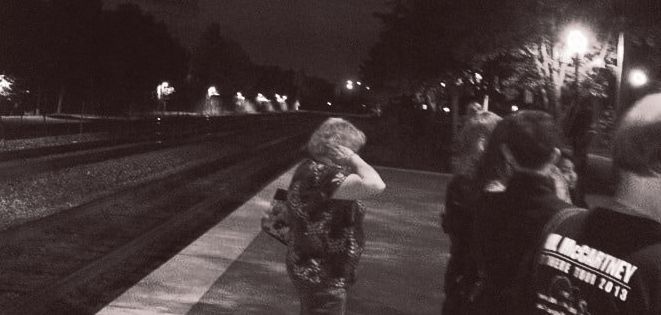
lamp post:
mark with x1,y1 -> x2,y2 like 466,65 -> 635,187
156,81 -> 174,113
565,28 -> 590,207
567,29 -> 588,98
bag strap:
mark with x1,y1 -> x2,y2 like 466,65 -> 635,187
526,207 -> 588,278
507,206 -> 588,313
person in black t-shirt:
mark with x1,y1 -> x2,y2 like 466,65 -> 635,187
472,110 -> 573,315
530,93 -> 661,314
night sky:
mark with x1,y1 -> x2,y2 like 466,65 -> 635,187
103,0 -> 387,83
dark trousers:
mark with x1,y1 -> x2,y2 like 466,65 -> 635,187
298,287 -> 347,315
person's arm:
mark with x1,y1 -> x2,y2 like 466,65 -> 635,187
331,146 -> 385,200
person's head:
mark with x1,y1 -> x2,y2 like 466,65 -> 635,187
466,101 -> 483,118
558,149 -> 578,189
478,110 -> 562,188
453,111 -> 502,177
307,117 -> 366,162
613,93 -> 661,177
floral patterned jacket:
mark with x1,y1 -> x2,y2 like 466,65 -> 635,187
285,159 -> 366,291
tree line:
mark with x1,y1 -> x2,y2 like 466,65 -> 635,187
0,0 -> 333,116
361,0 -> 661,122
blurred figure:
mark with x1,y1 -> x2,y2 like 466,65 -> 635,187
530,93 -> 661,314
286,118 -> 385,315
557,149 -> 578,190
442,110 -> 501,315
556,149 -> 587,207
466,101 -> 483,118
472,110 -> 573,314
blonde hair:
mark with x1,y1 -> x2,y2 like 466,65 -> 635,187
307,118 -> 366,160
453,111 -> 501,178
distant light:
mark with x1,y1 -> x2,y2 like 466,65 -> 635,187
475,73 -> 483,81
442,107 -> 451,113
327,101 -> 332,106
440,82 -> 446,87
156,117 -> 161,121
0,75 -> 14,97
629,69 -> 648,87
275,94 -> 287,103
566,29 -> 588,56
236,92 -> 245,100
511,105 -> 519,112
256,93 -> 269,102
356,81 -> 362,86
207,86 -> 219,98
157,81 -> 175,99
362,104 -> 367,108
365,86 -> 371,90
421,104 -> 428,110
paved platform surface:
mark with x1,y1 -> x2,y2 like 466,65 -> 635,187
97,165 -> 449,315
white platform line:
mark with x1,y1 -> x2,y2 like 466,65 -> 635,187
97,165 -> 298,315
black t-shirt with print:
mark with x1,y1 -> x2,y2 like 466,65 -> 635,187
532,206 -> 661,315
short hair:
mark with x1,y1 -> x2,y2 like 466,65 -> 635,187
478,110 -> 561,185
613,93 -> 661,176
453,111 -> 502,177
307,117 -> 366,160
505,110 -> 562,169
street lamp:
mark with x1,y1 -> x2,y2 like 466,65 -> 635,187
156,81 -> 175,113
628,69 -> 648,88
566,30 -> 588,56
566,29 -> 588,94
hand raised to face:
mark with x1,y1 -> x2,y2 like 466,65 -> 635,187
327,145 -> 356,165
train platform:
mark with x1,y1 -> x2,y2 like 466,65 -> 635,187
97,164 -> 448,315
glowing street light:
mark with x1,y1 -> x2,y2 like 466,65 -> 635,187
628,69 -> 648,88
156,81 -> 175,112
256,93 -> 269,102
0,75 -> 14,97
566,29 -> 588,56
327,101 -> 332,106
511,105 -> 519,112
345,80 -> 354,90
442,107 -> 451,113
236,92 -> 245,100
207,86 -> 219,98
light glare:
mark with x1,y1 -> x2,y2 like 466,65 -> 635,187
629,69 -> 649,87
566,29 -> 588,56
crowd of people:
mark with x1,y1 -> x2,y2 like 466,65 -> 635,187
442,94 -> 661,314
268,92 -> 660,315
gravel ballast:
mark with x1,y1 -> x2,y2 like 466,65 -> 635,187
0,139 -> 240,231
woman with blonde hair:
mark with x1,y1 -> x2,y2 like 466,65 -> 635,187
286,117 -> 385,314
442,110 -> 501,315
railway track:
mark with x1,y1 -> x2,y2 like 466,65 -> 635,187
0,121 -> 318,314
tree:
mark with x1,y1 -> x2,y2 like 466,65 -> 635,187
190,23 -> 253,101
97,3 -> 188,114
